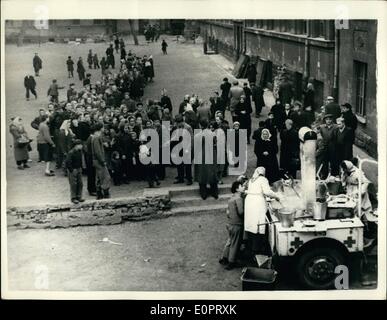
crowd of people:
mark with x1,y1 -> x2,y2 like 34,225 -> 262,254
13,39 -> 362,208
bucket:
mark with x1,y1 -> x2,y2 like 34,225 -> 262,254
313,201 -> 327,220
241,267 -> 277,291
278,208 -> 296,228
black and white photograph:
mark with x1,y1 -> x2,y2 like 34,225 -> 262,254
1,0 -> 386,300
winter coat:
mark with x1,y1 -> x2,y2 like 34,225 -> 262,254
10,124 -> 30,161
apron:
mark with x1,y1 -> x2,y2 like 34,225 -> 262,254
244,176 -> 269,234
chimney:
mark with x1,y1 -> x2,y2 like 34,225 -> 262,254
298,127 -> 318,214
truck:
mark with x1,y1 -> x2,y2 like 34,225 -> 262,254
265,127 -> 378,290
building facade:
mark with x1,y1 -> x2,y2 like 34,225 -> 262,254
200,19 -> 378,158
4,19 -> 181,43
337,20 -> 377,157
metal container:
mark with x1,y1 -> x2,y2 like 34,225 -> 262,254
326,181 -> 342,195
278,208 -> 296,228
241,267 -> 277,291
313,201 -> 327,221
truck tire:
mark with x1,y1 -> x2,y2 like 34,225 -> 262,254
295,246 -> 345,290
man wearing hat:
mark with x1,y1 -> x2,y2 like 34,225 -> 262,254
65,139 -> 85,204
324,96 -> 341,122
33,53 -> 42,76
320,113 -> 339,178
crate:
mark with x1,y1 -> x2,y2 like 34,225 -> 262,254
241,267 -> 277,291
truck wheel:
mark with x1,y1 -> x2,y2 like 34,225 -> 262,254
295,247 -> 345,290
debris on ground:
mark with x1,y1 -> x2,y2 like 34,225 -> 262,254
98,237 -> 122,246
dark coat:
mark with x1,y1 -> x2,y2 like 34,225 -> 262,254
115,132 -> 134,158
77,60 -> 85,73
234,101 -> 251,130
335,127 -> 354,163
280,128 -> 300,173
251,85 -> 265,108
33,56 -> 42,71
264,118 -> 278,144
67,58 -> 74,71
31,115 -> 45,130
194,130 -> 218,184
341,110 -> 358,141
253,137 -> 279,184
220,82 -> 231,101
303,89 -> 315,110
278,80 -> 294,105
246,64 -> 257,83
325,102 -> 341,121
24,76 -> 36,89
209,96 -> 223,116
10,124 -> 30,162
243,86 -> 252,109
320,124 -> 337,163
271,103 -> 286,129
160,95 -> 173,112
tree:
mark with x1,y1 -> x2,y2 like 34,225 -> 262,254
128,20 -> 139,45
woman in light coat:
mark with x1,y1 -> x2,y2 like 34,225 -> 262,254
9,117 -> 31,170
340,160 -> 372,217
244,167 -> 281,255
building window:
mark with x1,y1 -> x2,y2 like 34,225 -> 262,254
72,19 -> 80,25
93,19 -> 103,25
301,20 -> 307,34
267,20 -> 274,30
318,20 -> 326,38
354,61 -> 367,116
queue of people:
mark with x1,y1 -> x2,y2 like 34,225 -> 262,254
15,41 -> 361,211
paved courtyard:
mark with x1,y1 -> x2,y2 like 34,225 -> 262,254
5,35 -> 266,207
4,35 -> 377,292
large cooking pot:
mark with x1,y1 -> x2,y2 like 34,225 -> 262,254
278,208 -> 296,228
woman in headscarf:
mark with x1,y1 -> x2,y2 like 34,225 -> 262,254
57,119 -> 75,173
244,167 -> 281,256
340,160 -> 372,218
253,128 -> 279,184
9,117 -> 31,170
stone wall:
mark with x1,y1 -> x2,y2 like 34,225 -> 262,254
7,191 -> 171,229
